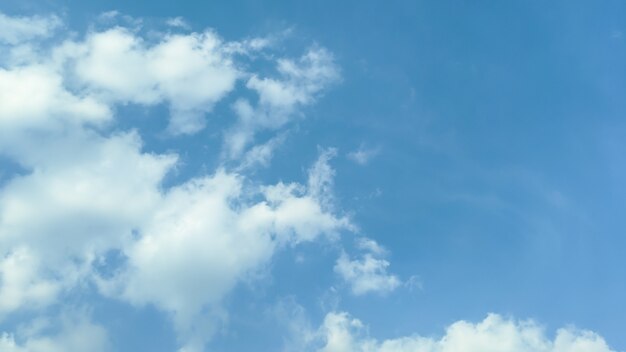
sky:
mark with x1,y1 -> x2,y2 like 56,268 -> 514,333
0,1 -> 625,351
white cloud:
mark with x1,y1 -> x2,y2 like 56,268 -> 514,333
271,298 -> 318,351
166,17 -> 191,30
14,20 -> 337,142
0,126 -> 348,350
96,11 -> 120,22
237,134 -> 286,171
355,237 -> 387,256
224,48 -> 339,158
347,146 -> 380,166
0,130 -> 176,314
0,12 -> 338,141
3,11 -> 607,352
0,311 -> 110,352
65,28 -> 240,134
0,66 -> 111,133
2,25 -> 256,136
0,247 -> 60,316
334,253 -> 400,296
334,238 -> 400,295
91,151 -> 350,351
0,11 -> 350,350
307,147 -> 338,206
313,312 -> 616,352
0,13 -> 61,45
248,47 -> 339,109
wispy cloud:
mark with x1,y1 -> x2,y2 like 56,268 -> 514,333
347,145 -> 380,165
334,238 -> 400,295
0,12 -> 61,44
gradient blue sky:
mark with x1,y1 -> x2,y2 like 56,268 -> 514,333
0,1 -> 625,351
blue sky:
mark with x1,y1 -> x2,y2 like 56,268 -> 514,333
0,1 -> 625,351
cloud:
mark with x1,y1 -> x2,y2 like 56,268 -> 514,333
247,47 -> 338,108
0,310 -> 110,352
96,151 -> 350,351
0,18 -> 269,136
0,13 -> 61,45
313,312 -> 616,352
2,10 -> 606,352
0,130 -> 176,314
0,11 -> 350,351
224,48 -> 339,158
347,146 -> 380,166
166,17 -> 191,30
236,134 -> 287,171
307,148 -> 339,206
0,10 -> 337,143
0,247 -> 60,315
67,27 -> 240,134
0,66 -> 111,133
334,238 -> 400,295
0,125 -> 349,351
355,237 -> 387,256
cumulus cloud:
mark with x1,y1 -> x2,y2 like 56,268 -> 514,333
98,152 -> 350,350
0,18 -> 271,136
0,120 -> 348,351
67,27 -> 240,134
0,130 -> 176,314
0,65 -> 111,133
334,238 -> 400,295
313,312 -> 616,352
0,10 -> 349,351
0,10 -> 337,143
2,10 -> 610,352
0,247 -> 60,315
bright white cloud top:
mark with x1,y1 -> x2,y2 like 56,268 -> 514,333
0,10 -> 619,352
312,312 -> 614,352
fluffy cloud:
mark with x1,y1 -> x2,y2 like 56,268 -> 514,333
0,247 -> 60,315
0,130 -> 176,314
334,238 -> 400,295
0,65 -> 111,133
0,18 -> 289,137
0,13 -> 61,45
313,312 -> 615,352
2,10 -> 614,352
63,27 -> 240,134
0,11 -> 337,144
101,152 -> 350,350
0,10 -> 349,351
1,128 -> 348,351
